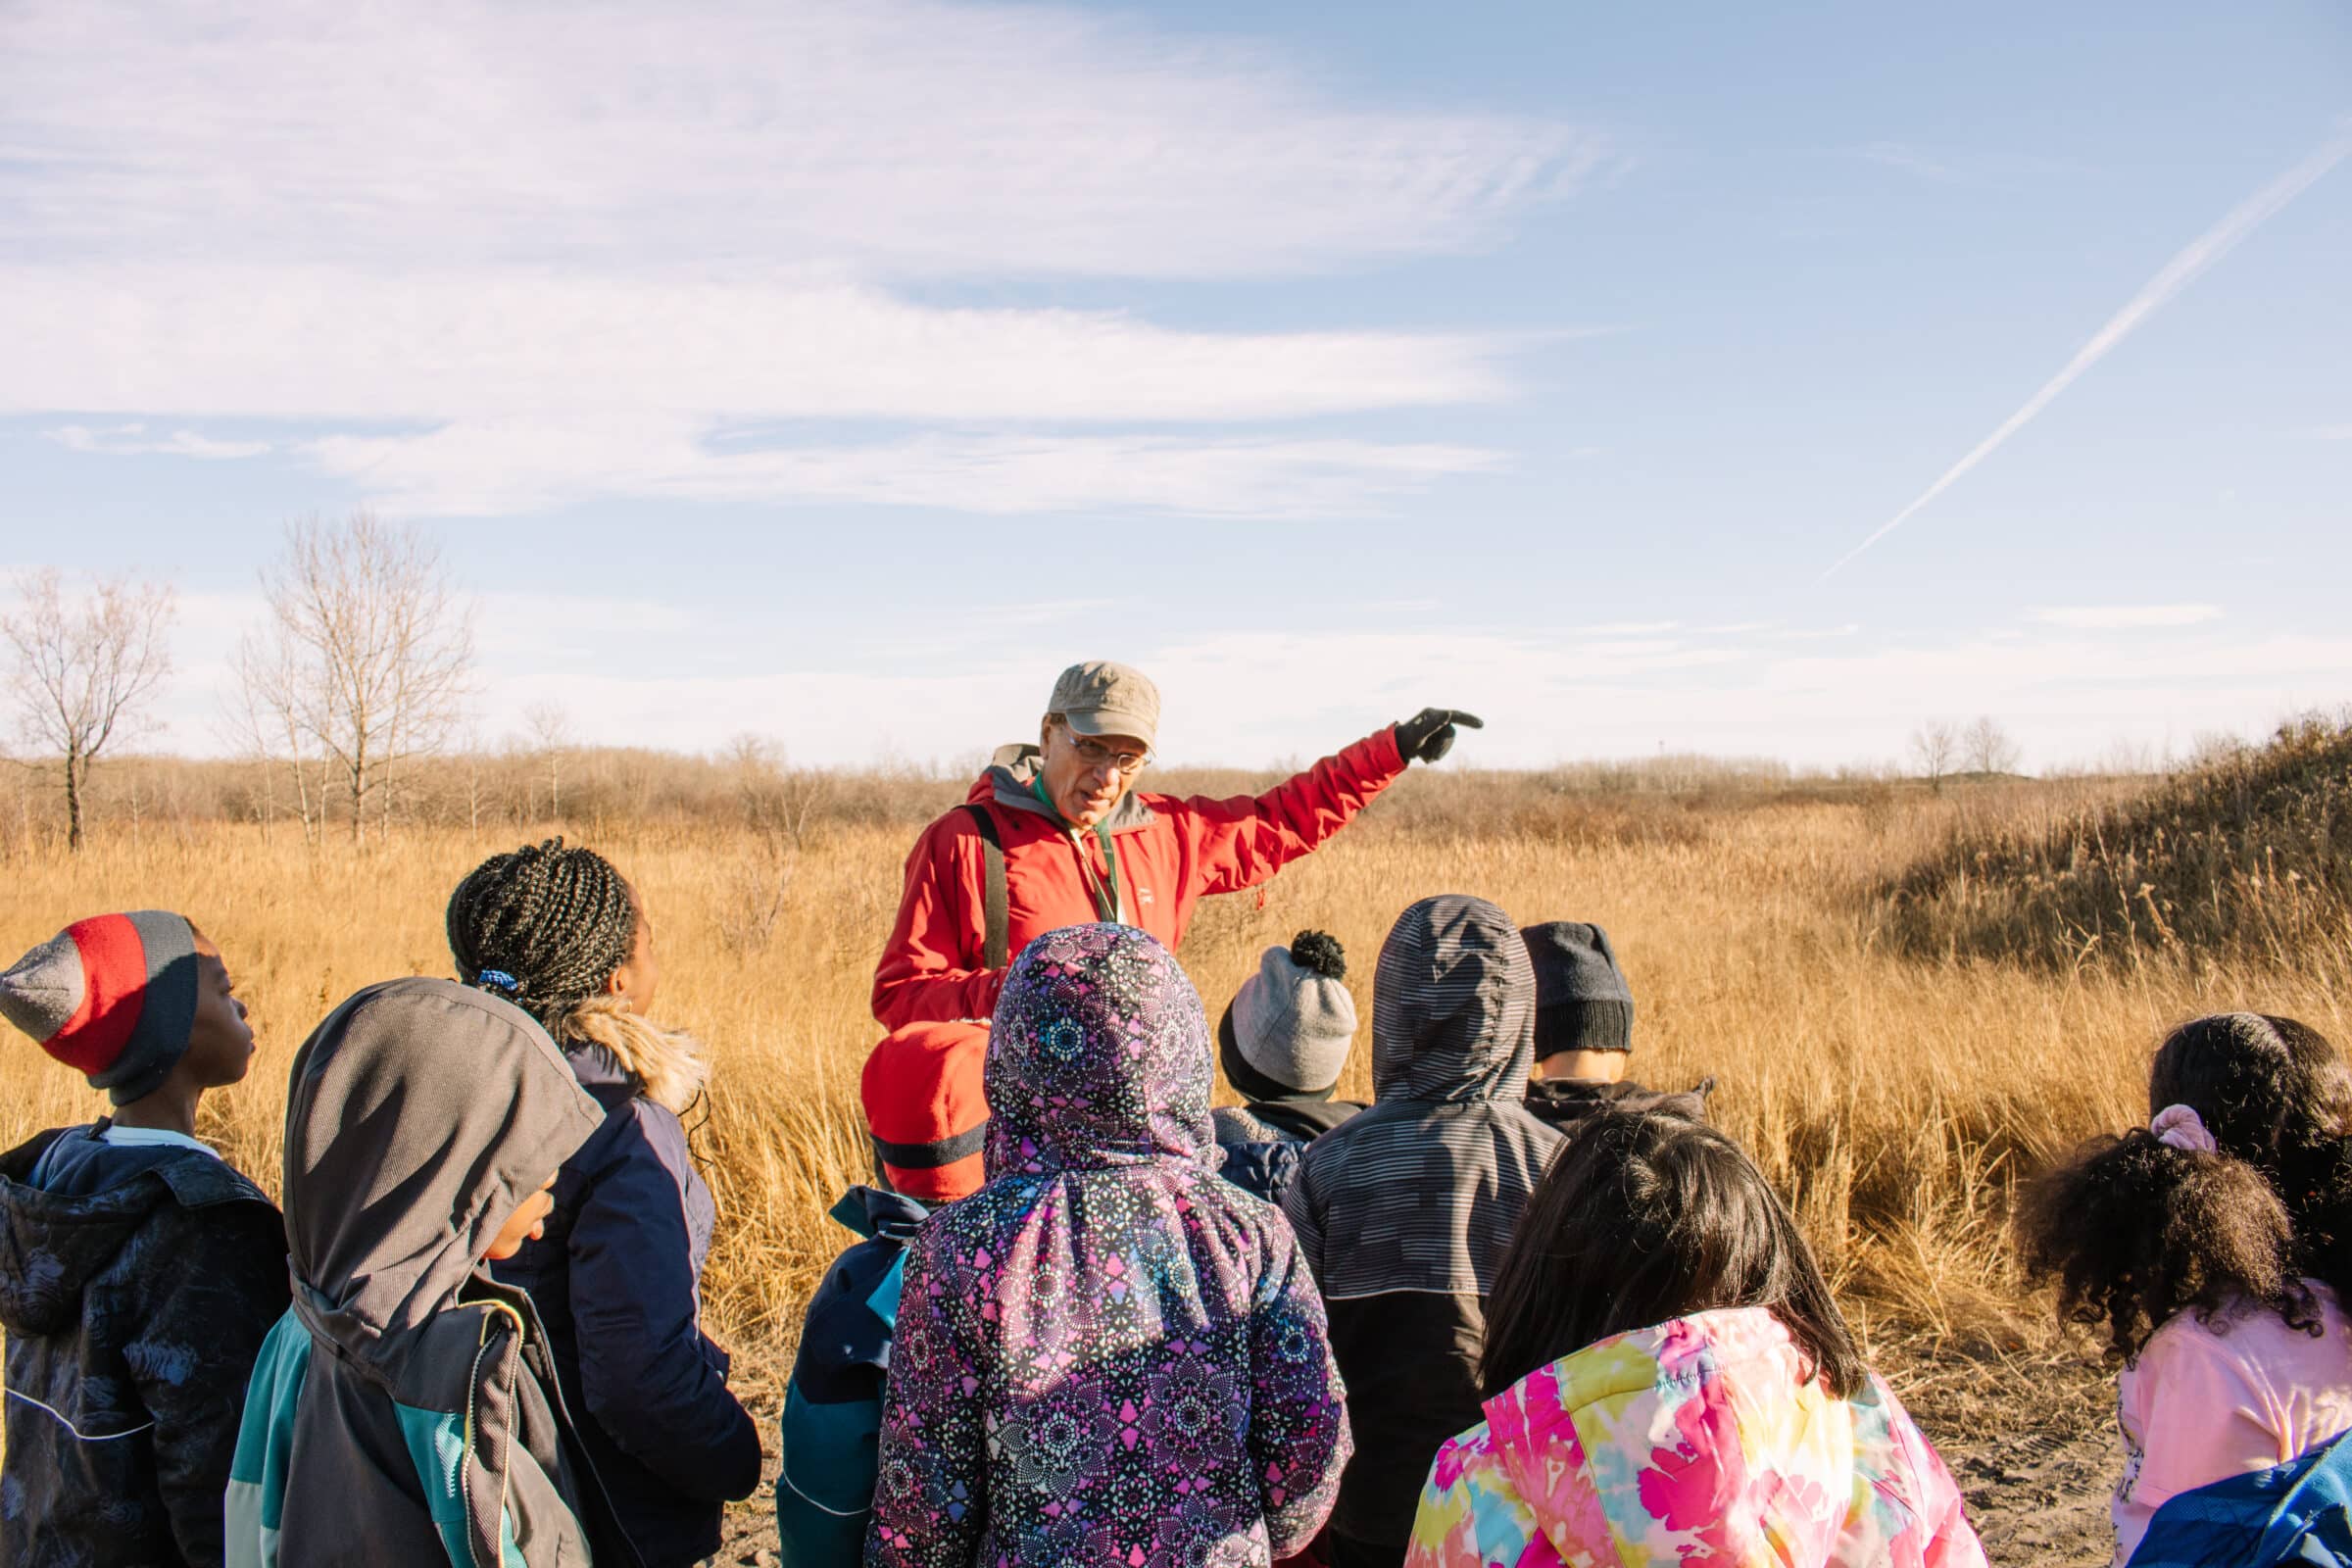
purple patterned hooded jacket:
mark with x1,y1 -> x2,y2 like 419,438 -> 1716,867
867,923 -> 1352,1568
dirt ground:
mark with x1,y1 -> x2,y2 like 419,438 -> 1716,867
1887,1339 -> 2120,1567
701,1338 -> 2122,1567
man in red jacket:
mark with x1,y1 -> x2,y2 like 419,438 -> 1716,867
872,660 -> 1480,1029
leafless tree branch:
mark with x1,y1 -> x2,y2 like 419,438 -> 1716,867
232,514 -> 475,843
1,569 -> 176,850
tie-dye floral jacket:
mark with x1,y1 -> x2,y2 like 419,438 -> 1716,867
1405,1307 -> 1985,1568
867,923 -> 1352,1568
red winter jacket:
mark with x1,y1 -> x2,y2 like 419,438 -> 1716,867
871,727 -> 1407,1029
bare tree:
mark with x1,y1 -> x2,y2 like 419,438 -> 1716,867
526,702 -> 573,820
2,569 -> 175,851
235,514 -> 474,843
1909,719 -> 1958,793
458,727 -> 489,834
715,734 -> 838,951
224,626 -> 326,842
726,733 -> 835,850
1961,714 -> 2022,776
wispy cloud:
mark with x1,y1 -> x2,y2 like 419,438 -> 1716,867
0,0 -> 1598,517
2,270 -> 1529,516
2294,423 -> 2352,440
1823,125 -> 2352,579
2033,604 -> 2223,629
44,422 -> 270,460
300,425 -> 1503,518
3,0 -> 1604,282
3,270 -> 1518,426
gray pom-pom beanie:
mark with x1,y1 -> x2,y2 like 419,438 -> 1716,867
1219,931 -> 1357,1100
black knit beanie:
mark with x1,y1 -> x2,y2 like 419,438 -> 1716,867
1519,921 -> 1633,1056
446,838 -> 638,1029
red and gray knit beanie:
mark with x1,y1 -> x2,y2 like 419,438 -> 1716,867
0,911 -> 202,1104
861,1021 -> 990,1202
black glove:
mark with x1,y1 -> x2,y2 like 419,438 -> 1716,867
1395,708 -> 1484,764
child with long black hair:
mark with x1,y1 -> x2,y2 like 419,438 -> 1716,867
2022,1012 -> 2352,1565
447,839 -> 760,1568
1406,1111 -> 1984,1568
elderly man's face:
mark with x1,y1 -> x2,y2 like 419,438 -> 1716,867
1038,717 -> 1150,828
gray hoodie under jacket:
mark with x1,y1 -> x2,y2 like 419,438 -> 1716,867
223,977 -> 632,1568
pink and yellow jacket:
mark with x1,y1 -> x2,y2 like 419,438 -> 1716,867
1405,1306 -> 1986,1568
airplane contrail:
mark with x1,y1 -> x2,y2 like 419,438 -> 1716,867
1822,126 -> 2352,581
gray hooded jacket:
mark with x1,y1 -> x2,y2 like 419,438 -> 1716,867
224,978 -> 626,1567
1281,895 -> 1562,1562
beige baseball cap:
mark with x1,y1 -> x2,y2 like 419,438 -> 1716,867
1048,661 -> 1159,750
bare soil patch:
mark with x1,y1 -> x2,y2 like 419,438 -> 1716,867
1883,1335 -> 2118,1567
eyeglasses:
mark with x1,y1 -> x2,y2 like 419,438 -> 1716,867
1063,730 -> 1151,776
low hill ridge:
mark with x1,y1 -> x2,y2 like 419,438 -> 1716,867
1884,713 -> 2352,967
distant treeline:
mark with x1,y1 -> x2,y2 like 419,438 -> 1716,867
0,741 -> 1947,855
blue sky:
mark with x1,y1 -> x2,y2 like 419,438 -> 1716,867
4,0 -> 2348,769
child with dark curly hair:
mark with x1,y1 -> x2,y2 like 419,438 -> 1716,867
447,839 -> 760,1568
2021,1012 -> 2352,1565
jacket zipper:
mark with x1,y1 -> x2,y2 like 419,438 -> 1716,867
464,1300 -> 526,1567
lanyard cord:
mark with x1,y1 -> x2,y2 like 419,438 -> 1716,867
1031,774 -> 1124,923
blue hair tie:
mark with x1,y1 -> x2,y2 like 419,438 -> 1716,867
475,969 -> 519,994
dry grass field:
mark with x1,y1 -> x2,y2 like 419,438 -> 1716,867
5,736 -> 2348,1562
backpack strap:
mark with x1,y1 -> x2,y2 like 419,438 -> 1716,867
961,803 -> 1009,971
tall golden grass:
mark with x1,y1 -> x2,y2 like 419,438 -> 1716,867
1886,714 -> 2352,970
5,771 -> 2347,1383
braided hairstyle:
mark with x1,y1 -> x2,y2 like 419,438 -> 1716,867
447,838 -> 638,1032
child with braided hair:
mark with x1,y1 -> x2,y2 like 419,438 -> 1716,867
448,838 -> 760,1568
2022,1013 -> 2352,1566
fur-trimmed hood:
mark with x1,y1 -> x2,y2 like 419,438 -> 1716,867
551,997 -> 709,1116
489,996 -> 759,1562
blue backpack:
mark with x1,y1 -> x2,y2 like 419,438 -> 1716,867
776,1186 -> 928,1567
2130,1432 -> 2352,1567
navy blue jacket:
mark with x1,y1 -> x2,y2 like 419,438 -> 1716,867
1211,1098 -> 1365,1206
494,1045 -> 761,1568
776,1186 -> 927,1567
